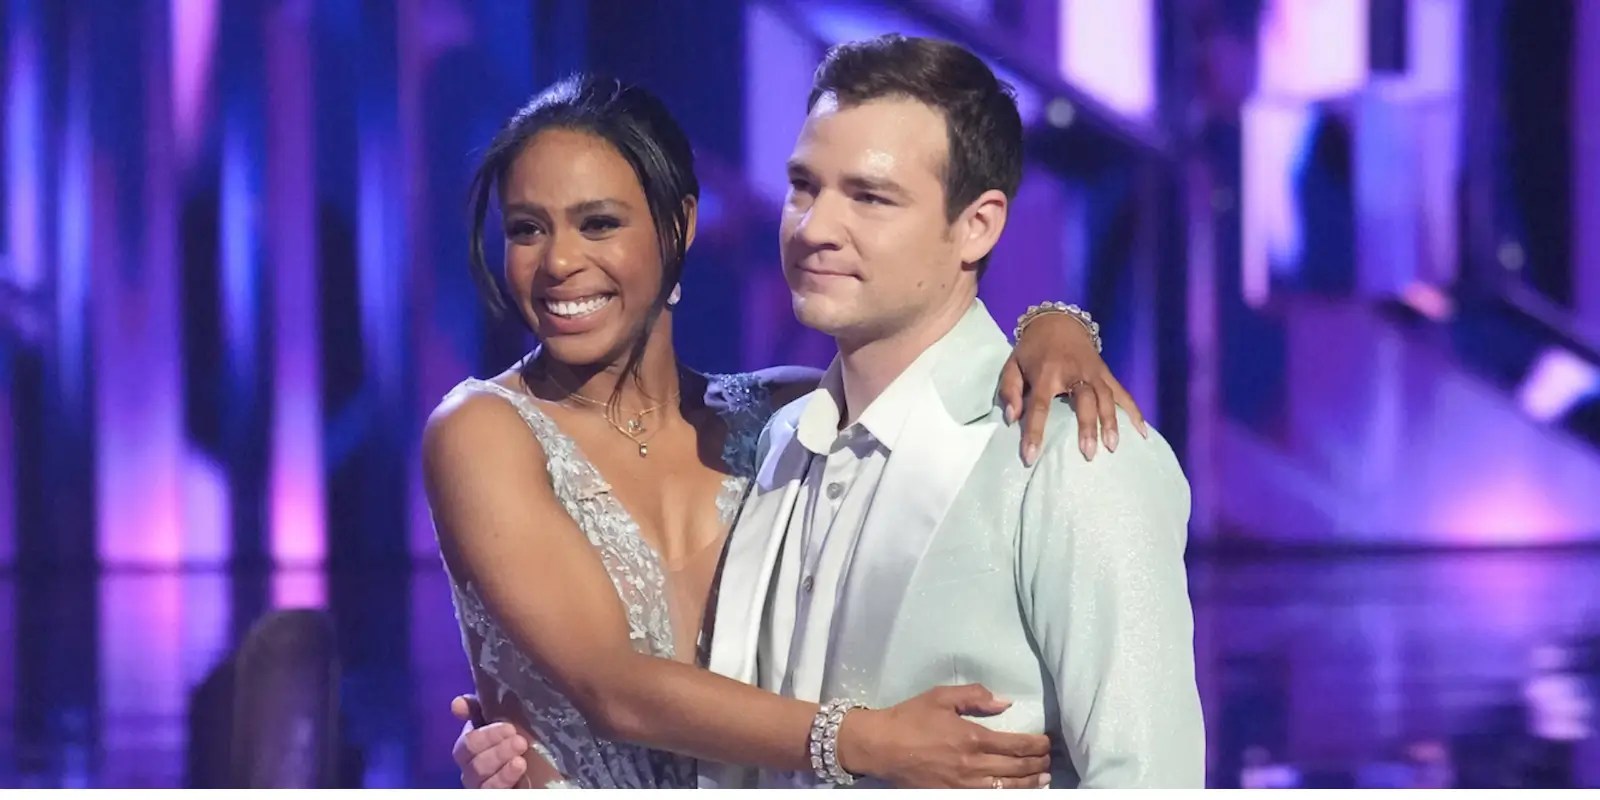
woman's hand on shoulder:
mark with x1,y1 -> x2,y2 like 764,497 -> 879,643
747,365 -> 823,410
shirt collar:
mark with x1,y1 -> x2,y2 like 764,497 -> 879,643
794,343 -> 940,456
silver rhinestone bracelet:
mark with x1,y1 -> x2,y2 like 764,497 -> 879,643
808,698 -> 868,785
1014,301 -> 1102,354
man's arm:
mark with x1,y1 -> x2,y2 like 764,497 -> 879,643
1016,409 -> 1205,787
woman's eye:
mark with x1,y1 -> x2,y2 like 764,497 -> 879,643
506,220 -> 544,239
581,216 -> 621,234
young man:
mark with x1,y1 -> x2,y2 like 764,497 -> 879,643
458,34 -> 1203,788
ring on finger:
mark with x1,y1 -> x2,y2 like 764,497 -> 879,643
1064,379 -> 1088,396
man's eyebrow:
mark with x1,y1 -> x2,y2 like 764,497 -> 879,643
841,173 -> 909,196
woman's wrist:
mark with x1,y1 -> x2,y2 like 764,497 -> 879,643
1015,301 -> 1102,353
831,705 -> 884,783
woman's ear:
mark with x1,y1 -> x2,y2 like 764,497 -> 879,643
682,196 -> 699,251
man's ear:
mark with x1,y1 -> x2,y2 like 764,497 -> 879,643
955,189 -> 1008,265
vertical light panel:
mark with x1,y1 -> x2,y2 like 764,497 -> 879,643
743,3 -> 813,208
0,0 -> 39,569
220,104 -> 259,398
1126,168 -> 1162,419
265,0 -> 325,566
358,107 -> 408,561
184,447 -> 231,564
0,354 -> 11,568
1577,0 -> 1600,342
173,0 -> 231,565
740,4 -> 822,372
1256,0 -> 1369,101
96,0 -> 186,565
402,0 -> 457,560
1184,160 -> 1221,539
358,82 -> 404,412
402,0 -> 435,561
1353,92 -> 1422,296
4,0 -> 45,289
1057,0 -> 1154,119
1240,0 -> 1372,309
1355,0 -> 1463,296
1239,100 -> 1312,307
1353,90 -> 1463,296
1400,0 -> 1463,97
169,0 -> 217,166
400,0 -> 536,561
57,11 -> 90,415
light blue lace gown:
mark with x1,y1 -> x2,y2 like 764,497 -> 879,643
438,373 -> 774,789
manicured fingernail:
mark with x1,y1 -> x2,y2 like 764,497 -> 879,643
1081,437 -> 1097,461
1139,422 -> 1150,438
1004,405 -> 1015,425
1106,429 -> 1119,452
1038,775 -> 1051,787
1022,443 -> 1039,466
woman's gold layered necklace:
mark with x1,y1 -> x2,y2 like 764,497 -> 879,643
548,374 -> 679,458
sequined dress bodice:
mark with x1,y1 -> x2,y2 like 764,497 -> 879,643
438,373 -> 773,789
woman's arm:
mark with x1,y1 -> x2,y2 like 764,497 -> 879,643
425,391 -> 1049,787
755,307 -> 1145,467
747,364 -> 824,409
1002,311 -> 1146,465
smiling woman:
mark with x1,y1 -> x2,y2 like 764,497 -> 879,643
465,79 -> 699,409
501,134 -> 648,345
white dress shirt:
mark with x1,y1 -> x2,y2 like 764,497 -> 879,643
757,352 -> 937,703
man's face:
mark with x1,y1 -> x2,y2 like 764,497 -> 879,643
779,94 -> 971,346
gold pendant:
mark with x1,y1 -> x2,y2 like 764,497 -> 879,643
626,418 -> 643,434
638,443 -> 648,457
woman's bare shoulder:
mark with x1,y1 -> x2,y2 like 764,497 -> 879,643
424,382 -> 551,496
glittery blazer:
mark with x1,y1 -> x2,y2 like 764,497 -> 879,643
705,301 -> 1206,788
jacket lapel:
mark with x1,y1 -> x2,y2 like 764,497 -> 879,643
821,303 -> 1013,699
707,411 -> 808,685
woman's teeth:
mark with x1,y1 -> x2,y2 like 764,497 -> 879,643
544,295 -> 613,318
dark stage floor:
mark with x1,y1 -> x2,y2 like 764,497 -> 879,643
3,547 -> 1598,788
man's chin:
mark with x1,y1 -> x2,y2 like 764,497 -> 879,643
789,293 -> 854,335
